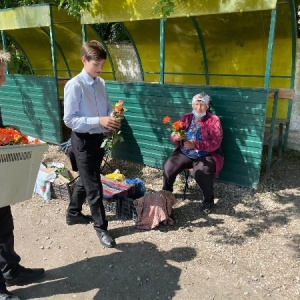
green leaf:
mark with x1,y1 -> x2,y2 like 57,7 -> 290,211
101,139 -> 108,148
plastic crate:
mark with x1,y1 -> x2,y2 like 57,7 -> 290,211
119,197 -> 137,220
0,141 -> 48,208
51,177 -> 77,201
103,198 -> 118,215
103,197 -> 136,220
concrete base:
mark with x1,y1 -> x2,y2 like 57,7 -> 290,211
287,130 -> 300,151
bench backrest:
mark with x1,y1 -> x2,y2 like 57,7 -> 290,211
107,81 -> 269,188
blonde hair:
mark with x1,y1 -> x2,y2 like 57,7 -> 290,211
0,50 -> 11,65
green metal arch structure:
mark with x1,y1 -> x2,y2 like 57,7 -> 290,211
0,0 -> 297,188
0,31 -> 34,75
119,22 -> 144,81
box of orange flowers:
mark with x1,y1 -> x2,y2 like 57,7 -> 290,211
0,128 -> 48,208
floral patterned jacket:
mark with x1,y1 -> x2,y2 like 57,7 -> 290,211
170,111 -> 224,178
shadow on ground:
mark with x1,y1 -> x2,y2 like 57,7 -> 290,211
14,242 -> 196,300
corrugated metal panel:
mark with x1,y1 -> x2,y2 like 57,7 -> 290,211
1,5 -> 113,81
0,75 -> 62,144
82,0 -> 277,23
0,2 -> 293,120
106,81 -> 268,188
0,4 -> 51,30
121,6 -> 291,117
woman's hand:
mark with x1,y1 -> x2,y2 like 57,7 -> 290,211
173,133 -> 185,142
183,140 -> 195,149
99,116 -> 121,131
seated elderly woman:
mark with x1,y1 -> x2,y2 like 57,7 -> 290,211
162,92 -> 224,214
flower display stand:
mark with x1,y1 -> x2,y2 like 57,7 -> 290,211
0,140 -> 48,208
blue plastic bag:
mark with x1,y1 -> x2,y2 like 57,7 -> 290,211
125,178 -> 146,199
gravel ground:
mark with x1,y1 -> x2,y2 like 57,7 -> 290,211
7,145 -> 300,300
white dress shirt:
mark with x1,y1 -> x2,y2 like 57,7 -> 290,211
63,69 -> 113,134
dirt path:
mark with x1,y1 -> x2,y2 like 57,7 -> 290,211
7,147 -> 300,300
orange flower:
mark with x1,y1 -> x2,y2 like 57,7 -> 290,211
31,138 -> 40,144
0,128 -> 39,146
162,116 -> 186,138
114,100 -> 124,112
0,134 -> 13,145
19,135 -> 29,144
163,116 -> 171,124
101,100 -> 127,155
172,121 -> 184,131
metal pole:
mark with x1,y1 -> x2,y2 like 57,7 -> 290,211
49,5 -> 58,79
1,31 -> 9,74
266,91 -> 279,173
284,0 -> 297,151
191,17 -> 209,85
264,8 -> 277,90
82,24 -> 87,44
159,19 -> 165,84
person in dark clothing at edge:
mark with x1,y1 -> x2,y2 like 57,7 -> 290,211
63,40 -> 123,248
0,51 -> 45,300
162,92 -> 224,214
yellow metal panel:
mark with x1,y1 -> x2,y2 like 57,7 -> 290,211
125,11 -> 271,85
123,20 -> 161,83
124,6 -> 292,87
197,11 -> 270,87
51,6 -> 86,78
164,18 -> 205,84
124,7 -> 292,119
270,4 -> 292,85
4,5 -> 113,87
124,18 -> 206,84
6,28 -> 54,76
52,6 -> 113,80
0,5 -> 51,30
82,0 -> 277,23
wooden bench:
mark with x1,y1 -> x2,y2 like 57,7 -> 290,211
262,88 -> 294,177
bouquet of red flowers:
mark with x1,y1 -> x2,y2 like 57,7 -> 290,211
0,128 -> 40,146
163,116 -> 186,138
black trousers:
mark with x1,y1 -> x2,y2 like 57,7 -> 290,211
0,206 -> 21,291
68,131 -> 108,233
163,149 -> 216,203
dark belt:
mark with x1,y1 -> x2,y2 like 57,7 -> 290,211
74,132 -> 104,138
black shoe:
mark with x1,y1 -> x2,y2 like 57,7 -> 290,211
200,202 -> 215,214
0,291 -> 20,300
66,213 -> 93,225
6,267 -> 45,286
97,231 -> 116,248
